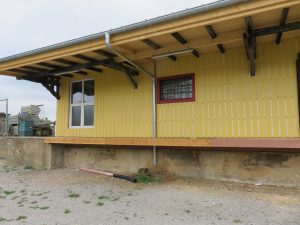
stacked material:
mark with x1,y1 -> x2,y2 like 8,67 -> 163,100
8,105 -> 54,137
0,113 -> 6,134
20,105 -> 41,124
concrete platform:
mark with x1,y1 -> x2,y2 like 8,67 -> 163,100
1,137 -> 300,186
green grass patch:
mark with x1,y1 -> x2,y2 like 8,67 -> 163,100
40,206 -> 49,210
0,217 -> 7,222
98,195 -> 110,200
234,219 -> 242,223
4,190 -> 15,196
16,216 -> 27,221
64,209 -> 71,214
24,165 -> 34,170
97,201 -> 104,206
136,172 -> 154,184
68,192 -> 80,198
83,200 -> 91,204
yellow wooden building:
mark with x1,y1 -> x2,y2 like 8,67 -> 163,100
0,0 -> 300,151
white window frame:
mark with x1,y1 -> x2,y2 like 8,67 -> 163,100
69,79 -> 95,129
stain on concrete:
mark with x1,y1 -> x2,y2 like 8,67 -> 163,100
240,153 -> 294,170
161,149 -> 200,165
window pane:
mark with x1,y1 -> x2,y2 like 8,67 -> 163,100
84,80 -> 94,103
84,105 -> 94,126
72,82 -> 82,104
72,106 -> 81,126
160,76 -> 193,101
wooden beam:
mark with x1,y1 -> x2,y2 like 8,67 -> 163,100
192,49 -> 200,58
9,68 -> 32,75
94,49 -> 116,58
142,39 -> 161,49
142,38 -> 177,61
72,54 -> 103,73
168,55 -> 177,61
171,32 -> 200,58
19,75 -> 61,100
276,8 -> 289,44
253,21 -> 300,37
44,137 -> 300,151
73,54 -> 96,62
205,25 -> 225,54
217,44 -> 225,54
171,32 -> 187,45
54,58 -> 77,66
86,67 -> 103,73
75,71 -> 88,76
205,25 -> 217,39
37,62 -> 62,70
22,65 -> 49,73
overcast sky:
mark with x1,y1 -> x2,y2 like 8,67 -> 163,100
0,0 -> 215,120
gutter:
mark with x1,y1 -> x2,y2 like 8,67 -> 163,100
0,0 -> 246,64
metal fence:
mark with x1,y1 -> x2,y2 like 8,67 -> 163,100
0,99 -> 8,136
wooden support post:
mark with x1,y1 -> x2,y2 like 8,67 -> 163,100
244,16 -> 257,76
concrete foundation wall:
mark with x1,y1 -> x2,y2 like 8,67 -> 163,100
64,147 -> 300,186
1,137 -> 300,186
0,137 -> 63,169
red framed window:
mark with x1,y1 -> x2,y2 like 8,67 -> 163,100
156,73 -> 195,104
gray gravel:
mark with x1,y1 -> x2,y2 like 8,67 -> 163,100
0,159 -> 299,225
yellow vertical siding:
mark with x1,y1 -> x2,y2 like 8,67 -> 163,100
56,37 -> 300,138
56,69 -> 153,137
157,37 -> 300,138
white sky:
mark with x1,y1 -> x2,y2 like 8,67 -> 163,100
0,0 -> 215,120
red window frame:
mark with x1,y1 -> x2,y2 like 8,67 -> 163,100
156,73 -> 195,104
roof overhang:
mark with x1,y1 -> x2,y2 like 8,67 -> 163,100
0,0 -> 299,99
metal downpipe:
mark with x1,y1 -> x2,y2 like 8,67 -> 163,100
104,32 -> 157,166
152,62 -> 157,165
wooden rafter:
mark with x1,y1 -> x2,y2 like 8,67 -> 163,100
37,62 -> 62,70
205,25 -> 225,54
171,32 -> 200,58
94,49 -> 116,58
142,38 -> 177,61
276,8 -> 289,44
171,32 -> 187,45
142,39 -> 161,49
72,54 -> 103,73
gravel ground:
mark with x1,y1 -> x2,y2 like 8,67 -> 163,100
0,159 -> 299,225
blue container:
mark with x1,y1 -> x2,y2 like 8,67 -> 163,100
18,121 -> 34,136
